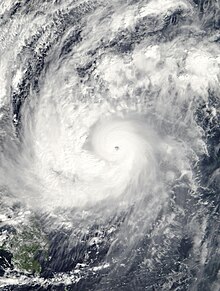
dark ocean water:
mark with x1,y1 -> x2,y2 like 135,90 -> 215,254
0,0 -> 220,290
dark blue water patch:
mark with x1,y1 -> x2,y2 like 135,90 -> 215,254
214,10 -> 220,29
164,10 -> 183,26
39,221 -> 117,278
200,0 -> 212,13
60,29 -> 82,57
0,225 -> 16,236
195,211 -> 220,291
76,59 -> 97,78
193,0 -> 200,5
0,249 -> 13,276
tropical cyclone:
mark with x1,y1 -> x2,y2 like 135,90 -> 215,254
0,0 -> 219,290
